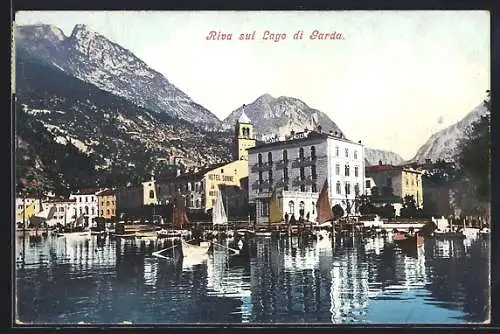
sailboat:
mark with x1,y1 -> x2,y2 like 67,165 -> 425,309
157,195 -> 191,238
57,209 -> 91,239
212,189 -> 233,238
316,180 -> 334,227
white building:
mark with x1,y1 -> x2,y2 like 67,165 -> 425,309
41,197 -> 77,227
69,188 -> 101,226
247,129 -> 365,224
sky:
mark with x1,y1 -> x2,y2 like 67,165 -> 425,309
15,11 -> 490,160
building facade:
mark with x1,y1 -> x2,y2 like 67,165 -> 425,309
97,189 -> 117,220
247,129 -> 365,224
15,196 -> 42,227
41,197 -> 77,227
69,188 -> 101,225
365,164 -> 424,208
116,177 -> 159,216
155,110 -> 256,214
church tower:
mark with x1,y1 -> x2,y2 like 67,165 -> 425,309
233,105 -> 256,161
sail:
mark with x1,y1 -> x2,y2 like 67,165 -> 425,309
213,190 -> 228,225
316,180 -> 333,223
269,188 -> 283,223
172,196 -> 187,229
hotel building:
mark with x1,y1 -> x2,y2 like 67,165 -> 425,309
247,128 -> 365,224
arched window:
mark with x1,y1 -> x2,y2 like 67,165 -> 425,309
299,201 -> 305,217
288,200 -> 295,215
85,206 -> 89,215
311,146 -> 316,160
149,190 -> 155,199
283,150 -> 288,162
258,153 -> 263,166
345,165 -> 350,177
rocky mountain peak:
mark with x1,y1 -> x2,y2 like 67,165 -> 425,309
16,24 -> 66,44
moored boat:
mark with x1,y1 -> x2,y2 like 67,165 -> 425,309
181,239 -> 211,257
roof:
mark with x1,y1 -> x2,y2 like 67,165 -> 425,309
157,161 -> 233,183
238,109 -> 252,124
366,164 -> 422,174
248,130 -> 359,152
45,197 -> 76,203
76,188 -> 101,195
97,189 -> 115,196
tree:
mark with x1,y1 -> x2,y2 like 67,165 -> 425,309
455,91 -> 490,202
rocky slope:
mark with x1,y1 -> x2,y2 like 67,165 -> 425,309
15,51 -> 231,193
409,101 -> 489,163
15,24 -> 221,128
223,94 -> 404,166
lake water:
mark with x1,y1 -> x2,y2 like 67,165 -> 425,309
14,232 -> 490,325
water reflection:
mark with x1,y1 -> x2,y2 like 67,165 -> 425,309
15,233 -> 489,325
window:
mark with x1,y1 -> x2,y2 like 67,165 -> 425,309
212,199 -> 215,206
411,178 -> 415,186
86,197 -> 88,202
101,210 -> 104,216
268,152 -> 273,164
107,209 -> 110,215
258,153 -> 263,166
283,150 -> 288,162
335,146 -> 339,157
261,200 -> 268,217
366,180 -> 371,189
336,181 -> 342,194
258,171 -> 263,182
59,207 -> 64,212
85,206 -> 89,215
354,150 -> 358,159
354,166 -> 359,177
283,167 -> 289,180
354,183 -> 360,195
300,167 -> 305,180
299,147 -> 304,159
345,148 -> 349,158
195,183 -> 199,192
312,202 -> 315,214
311,146 -> 316,160
312,183 -> 317,192
149,190 -> 155,199
91,207 -> 95,215
335,164 -> 340,175
196,199 -> 200,208
299,201 -> 305,217
345,165 -> 350,177
345,182 -> 351,195
300,185 -> 306,192
288,201 -> 295,215
221,169 -> 224,173
311,165 -> 317,179
268,170 -> 273,183
79,197 -> 82,202
106,201 -> 110,206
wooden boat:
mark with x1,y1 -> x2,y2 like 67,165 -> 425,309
432,231 -> 466,239
393,231 -> 424,248
181,239 -> 211,257
57,229 -> 91,238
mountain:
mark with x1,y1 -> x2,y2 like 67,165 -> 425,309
409,101 -> 489,163
15,50 -> 231,194
223,94 -> 404,166
364,149 -> 405,166
15,24 -> 221,128
222,94 -> 343,138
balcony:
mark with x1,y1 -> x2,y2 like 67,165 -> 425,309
291,156 -> 316,168
274,159 -> 289,170
251,179 -> 273,190
292,177 -> 307,187
251,161 -> 273,173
